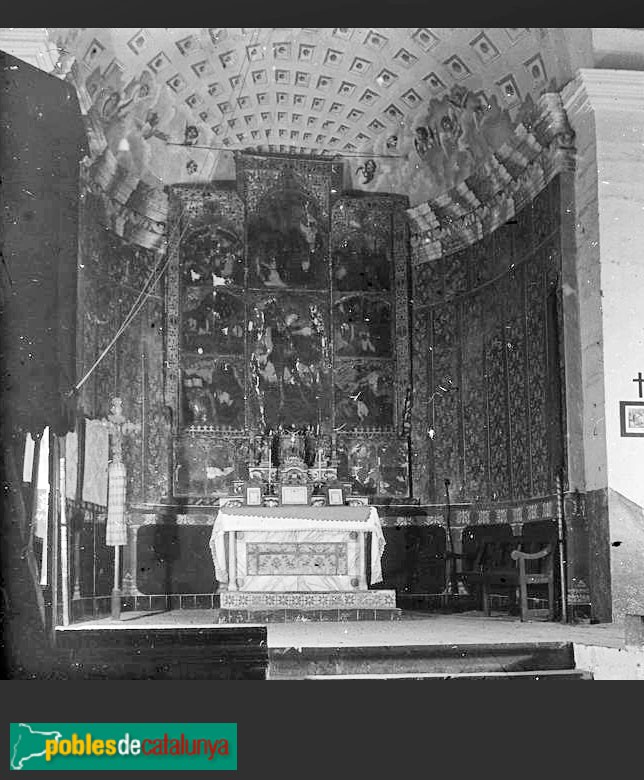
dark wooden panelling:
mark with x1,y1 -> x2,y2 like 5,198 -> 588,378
136,524 -> 216,595
412,177 -> 563,505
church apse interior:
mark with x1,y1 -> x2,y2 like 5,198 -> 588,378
4,28 -> 644,676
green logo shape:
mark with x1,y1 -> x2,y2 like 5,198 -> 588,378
9,723 -> 237,771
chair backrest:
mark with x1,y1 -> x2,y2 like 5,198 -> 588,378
474,536 -> 520,571
462,524 -> 514,571
517,520 -> 558,575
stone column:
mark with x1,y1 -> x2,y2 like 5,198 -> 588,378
562,69 -> 644,622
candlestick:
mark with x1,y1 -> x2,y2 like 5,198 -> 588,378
268,446 -> 272,491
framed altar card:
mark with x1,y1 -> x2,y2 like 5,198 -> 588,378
246,485 -> 262,506
280,485 -> 309,505
327,487 -> 344,506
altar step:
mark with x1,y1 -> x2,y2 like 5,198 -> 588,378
219,590 -> 400,623
267,641 -> 591,680
219,608 -> 402,623
51,628 -> 592,680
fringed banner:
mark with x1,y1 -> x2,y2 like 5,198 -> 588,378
106,460 -> 127,547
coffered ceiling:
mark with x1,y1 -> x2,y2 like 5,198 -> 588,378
42,28 -> 592,202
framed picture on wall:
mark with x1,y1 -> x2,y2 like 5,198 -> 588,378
620,401 -> 644,437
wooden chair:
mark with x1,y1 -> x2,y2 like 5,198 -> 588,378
461,535 -> 521,617
511,544 -> 555,622
459,531 -> 556,621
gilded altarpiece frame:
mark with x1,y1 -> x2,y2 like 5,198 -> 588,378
165,154 -> 412,501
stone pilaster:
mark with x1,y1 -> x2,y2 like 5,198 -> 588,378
562,68 -> 644,622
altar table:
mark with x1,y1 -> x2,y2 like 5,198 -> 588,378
209,505 -> 385,593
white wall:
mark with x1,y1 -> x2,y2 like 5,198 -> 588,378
593,80 -> 644,508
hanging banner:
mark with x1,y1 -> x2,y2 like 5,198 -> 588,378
65,429 -> 79,500
33,429 -> 50,542
82,420 -> 108,506
106,460 -> 127,547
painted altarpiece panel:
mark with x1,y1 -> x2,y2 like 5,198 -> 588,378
166,155 -> 411,501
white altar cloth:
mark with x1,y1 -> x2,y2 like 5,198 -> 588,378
209,505 -> 385,585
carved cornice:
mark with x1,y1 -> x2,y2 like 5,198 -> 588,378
408,91 -> 575,261
81,150 -> 169,252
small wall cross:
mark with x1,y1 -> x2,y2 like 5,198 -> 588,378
633,372 -> 644,399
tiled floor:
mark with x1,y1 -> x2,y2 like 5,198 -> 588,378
59,609 -> 626,649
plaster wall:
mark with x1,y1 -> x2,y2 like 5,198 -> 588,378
573,642 -> 644,680
593,105 -> 644,508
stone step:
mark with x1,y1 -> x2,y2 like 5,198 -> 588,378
301,669 -> 593,680
54,626 -> 269,680
267,641 -> 576,679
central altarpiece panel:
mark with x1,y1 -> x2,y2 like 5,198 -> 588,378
165,152 -> 411,506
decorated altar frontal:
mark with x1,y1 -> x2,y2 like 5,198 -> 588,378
209,505 -> 398,620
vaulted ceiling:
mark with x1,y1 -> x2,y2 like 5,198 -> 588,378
46,28 -> 590,199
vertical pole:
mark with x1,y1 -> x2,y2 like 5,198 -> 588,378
49,431 -> 60,638
59,453 -> 70,626
556,472 -> 569,623
73,418 -> 84,602
72,531 -> 82,601
71,420 -> 81,600
111,544 -> 121,619
228,531 -> 237,591
268,447 -> 272,494
92,507 -> 97,616
518,558 -> 528,622
359,532 -> 367,590
444,479 -> 458,595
